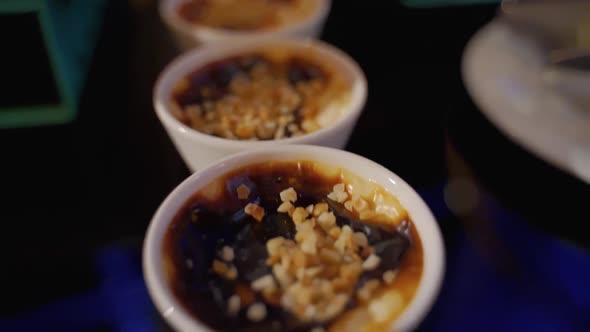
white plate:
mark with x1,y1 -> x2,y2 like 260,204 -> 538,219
462,19 -> 590,184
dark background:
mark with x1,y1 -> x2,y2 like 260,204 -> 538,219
1,1 -> 589,331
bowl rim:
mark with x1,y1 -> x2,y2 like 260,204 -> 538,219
159,0 -> 332,39
153,38 -> 367,149
143,145 -> 445,332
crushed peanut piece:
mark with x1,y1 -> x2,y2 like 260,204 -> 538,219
327,192 -> 338,201
327,184 -> 349,203
280,187 -> 298,203
252,275 -> 277,293
383,270 -> 398,284
344,200 -> 353,211
306,204 -> 314,214
317,211 -> 336,231
317,294 -> 349,321
335,191 -> 349,203
346,184 -> 354,194
352,197 -> 369,212
320,248 -> 341,264
227,294 -> 241,316
245,203 -> 265,222
236,184 -> 251,200
357,279 -> 381,302
277,201 -> 294,214
328,227 -> 341,239
247,302 -> 267,322
273,264 -> 294,288
312,202 -> 329,217
333,183 -> 345,193
213,258 -> 238,280
266,237 -> 285,257
300,234 -> 318,254
352,232 -> 369,249
292,207 -> 309,224
221,246 -> 234,262
334,225 -> 353,254
362,254 -> 381,271
212,259 -> 228,275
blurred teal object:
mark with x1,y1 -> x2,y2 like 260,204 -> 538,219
402,0 -> 500,8
0,0 -> 107,128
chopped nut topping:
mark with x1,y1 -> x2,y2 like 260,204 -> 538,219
335,191 -> 349,203
252,274 -> 277,293
317,211 -> 336,231
273,264 -> 294,288
352,232 -> 369,249
221,246 -> 234,262
262,186 -> 382,323
236,184 -> 251,200
352,196 -> 369,212
277,201 -> 294,214
213,259 -> 238,280
362,254 -> 381,271
212,259 -> 229,275
291,207 -> 309,224
333,183 -> 345,193
334,225 -> 353,254
312,202 -> 329,217
300,234 -> 318,254
227,294 -> 241,316
357,279 -> 381,302
236,180 -> 406,325
383,270 -> 398,285
319,248 -> 341,264
328,227 -> 341,239
247,302 -> 267,322
327,183 -> 349,203
344,200 -> 354,211
266,237 -> 285,257
245,203 -> 265,222
346,184 -> 354,194
279,187 -> 298,203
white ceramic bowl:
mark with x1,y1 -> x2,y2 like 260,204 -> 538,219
160,0 -> 332,49
154,38 -> 367,172
462,18 -> 590,184
143,145 -> 445,332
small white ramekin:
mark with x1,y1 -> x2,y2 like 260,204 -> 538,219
159,0 -> 332,49
143,145 -> 445,332
153,38 -> 367,172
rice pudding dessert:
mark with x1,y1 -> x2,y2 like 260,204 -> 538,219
169,47 -> 351,141
177,0 -> 320,31
162,160 -> 423,331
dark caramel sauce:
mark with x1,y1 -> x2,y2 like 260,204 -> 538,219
172,54 -> 325,112
163,161 -> 423,331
